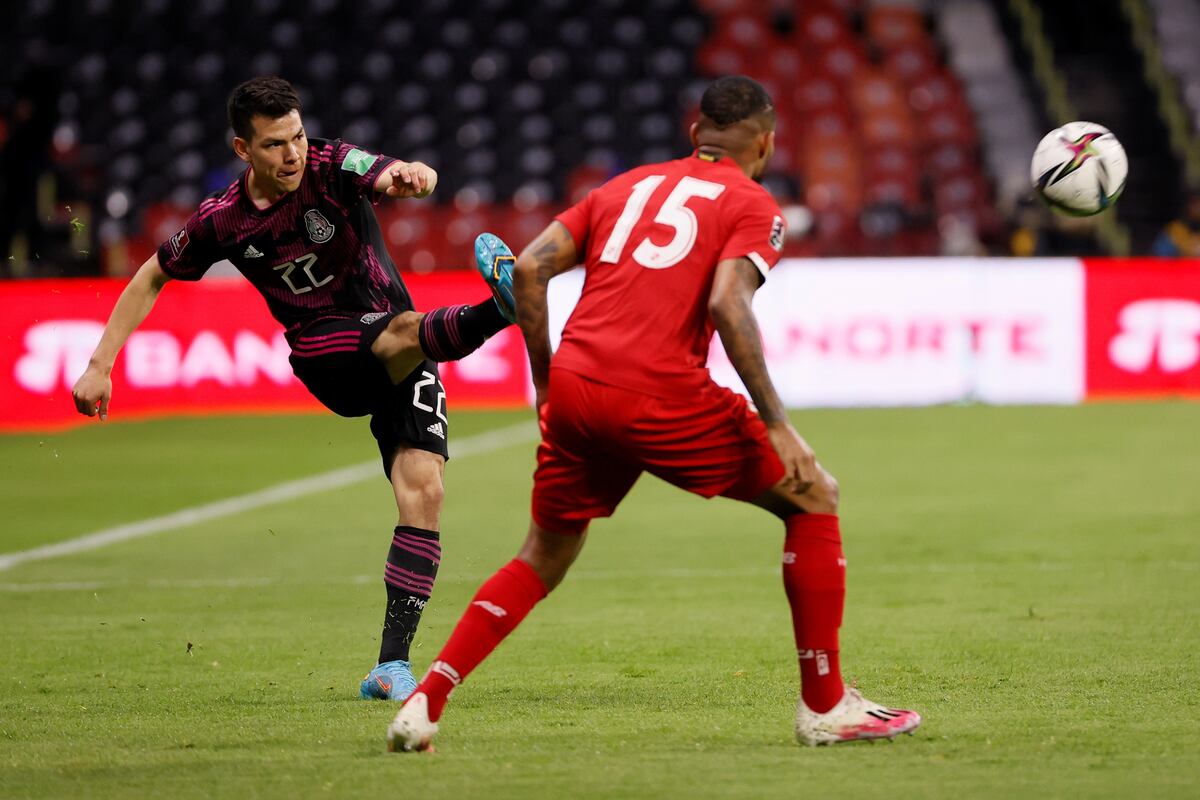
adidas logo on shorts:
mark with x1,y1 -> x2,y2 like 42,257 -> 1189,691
426,422 -> 445,439
243,244 -> 264,258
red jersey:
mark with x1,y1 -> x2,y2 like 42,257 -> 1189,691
553,151 -> 786,398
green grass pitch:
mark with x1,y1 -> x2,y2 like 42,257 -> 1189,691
1,404 -> 1198,799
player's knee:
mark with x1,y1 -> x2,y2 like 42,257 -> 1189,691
807,469 -> 840,514
824,471 -> 841,511
763,467 -> 839,516
387,312 -> 422,348
388,310 -> 421,333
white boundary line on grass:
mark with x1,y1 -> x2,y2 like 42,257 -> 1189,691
0,420 -> 538,574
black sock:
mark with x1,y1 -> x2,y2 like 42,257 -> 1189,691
417,300 -> 509,362
379,525 -> 441,664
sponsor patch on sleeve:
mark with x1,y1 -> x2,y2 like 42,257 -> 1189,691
169,228 -> 189,257
769,215 -> 786,252
341,148 -> 379,176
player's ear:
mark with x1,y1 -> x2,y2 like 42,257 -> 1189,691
689,122 -> 700,148
759,130 -> 774,160
232,136 -> 252,164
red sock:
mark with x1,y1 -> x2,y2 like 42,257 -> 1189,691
783,513 -> 846,714
414,558 -> 547,721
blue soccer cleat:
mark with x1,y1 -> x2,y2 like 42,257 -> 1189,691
360,659 -> 418,702
474,232 -> 517,323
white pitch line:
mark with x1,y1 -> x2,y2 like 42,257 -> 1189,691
0,420 -> 538,574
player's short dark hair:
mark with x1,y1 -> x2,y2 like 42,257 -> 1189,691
699,76 -> 775,130
227,76 -> 302,141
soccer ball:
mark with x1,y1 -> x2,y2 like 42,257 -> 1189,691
1030,122 -> 1128,216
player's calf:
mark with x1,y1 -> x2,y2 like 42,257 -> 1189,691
416,298 -> 509,363
389,449 -> 446,523
515,521 -> 588,591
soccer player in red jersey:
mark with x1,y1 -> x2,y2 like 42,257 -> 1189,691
70,77 -> 519,702
388,76 -> 920,750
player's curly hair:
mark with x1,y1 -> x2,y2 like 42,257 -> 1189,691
699,76 -> 775,130
227,76 -> 302,141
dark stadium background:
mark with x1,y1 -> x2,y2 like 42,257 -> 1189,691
4,0 -> 1200,279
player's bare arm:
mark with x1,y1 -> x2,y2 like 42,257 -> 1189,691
71,253 -> 172,420
513,221 -> 578,406
374,160 -> 438,199
708,256 -> 817,494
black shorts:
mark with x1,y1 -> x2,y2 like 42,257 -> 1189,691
288,313 -> 449,476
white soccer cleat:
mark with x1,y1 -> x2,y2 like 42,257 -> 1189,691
386,691 -> 439,753
794,687 -> 921,746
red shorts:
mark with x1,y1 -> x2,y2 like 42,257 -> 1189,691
531,368 -> 786,533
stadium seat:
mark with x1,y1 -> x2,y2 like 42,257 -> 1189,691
860,110 -> 916,148
2,0 -> 1019,266
884,44 -> 939,85
760,43 -> 805,82
697,42 -> 751,76
866,6 -> 928,50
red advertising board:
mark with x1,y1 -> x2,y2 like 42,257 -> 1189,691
1084,259 -> 1200,398
0,274 -> 529,431
4,259 -> 1198,431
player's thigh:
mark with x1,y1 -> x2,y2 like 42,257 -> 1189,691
637,385 -> 786,502
531,371 -> 642,534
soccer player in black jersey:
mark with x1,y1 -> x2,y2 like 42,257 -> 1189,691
71,76 -> 518,701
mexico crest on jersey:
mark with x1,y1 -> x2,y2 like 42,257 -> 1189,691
304,209 -> 335,243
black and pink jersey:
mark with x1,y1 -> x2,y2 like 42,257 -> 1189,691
156,138 -> 410,344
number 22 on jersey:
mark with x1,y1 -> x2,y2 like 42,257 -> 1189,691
599,176 -> 725,269
274,253 -> 331,295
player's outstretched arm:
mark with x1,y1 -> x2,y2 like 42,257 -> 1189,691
374,160 -> 438,199
709,257 -> 817,494
71,253 -> 172,420
513,221 -> 578,407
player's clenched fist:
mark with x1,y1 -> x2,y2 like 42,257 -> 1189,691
72,367 -> 112,421
385,161 -> 437,199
